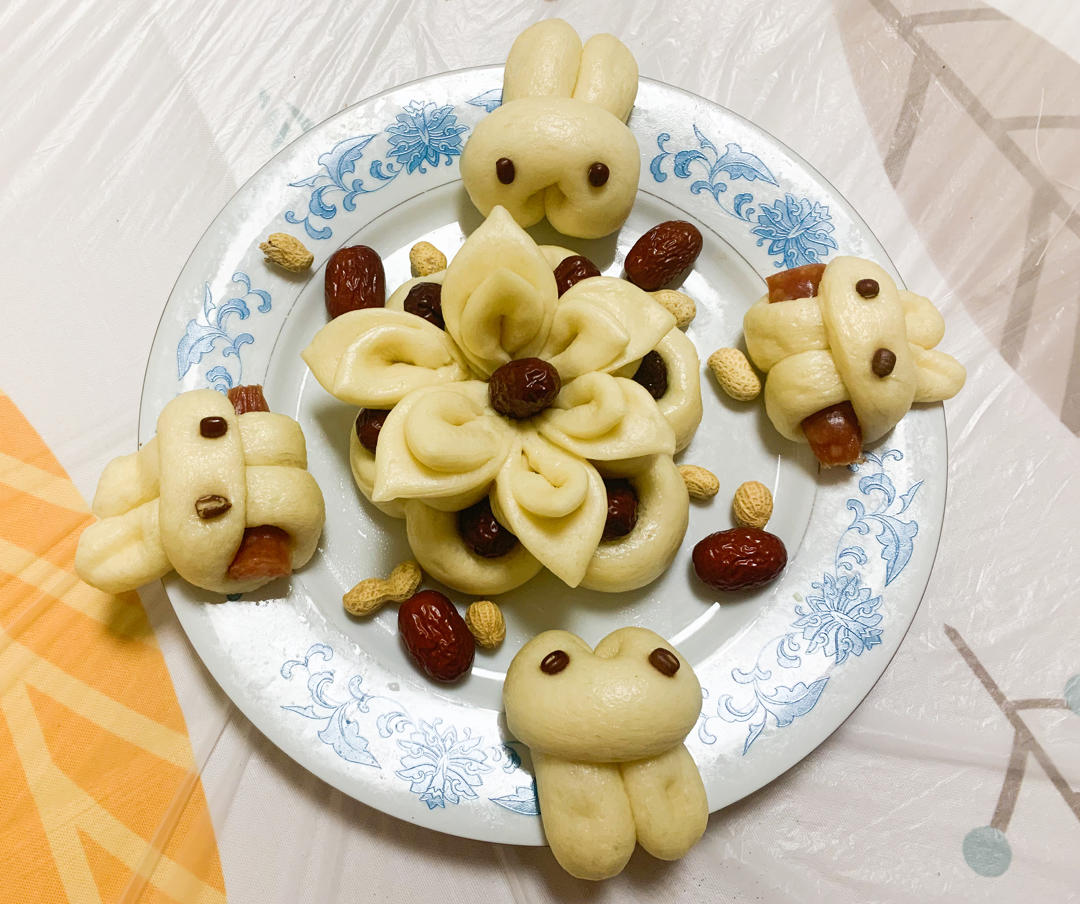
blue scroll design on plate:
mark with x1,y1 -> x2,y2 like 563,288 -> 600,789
698,450 -> 920,754
650,125 -> 838,268
280,644 -> 538,814
285,100 -> 469,240
176,272 -> 271,392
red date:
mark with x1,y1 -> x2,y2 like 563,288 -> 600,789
692,527 -> 787,592
398,590 -> 475,682
325,245 -> 385,318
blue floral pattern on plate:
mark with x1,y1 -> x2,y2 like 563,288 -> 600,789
651,125 -> 838,268
176,272 -> 271,392
281,644 -> 538,814
285,100 -> 468,240
698,450 -> 919,753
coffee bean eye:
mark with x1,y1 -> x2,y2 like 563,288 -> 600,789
648,647 -> 680,676
588,162 -> 609,187
540,650 -> 569,674
855,278 -> 879,298
496,157 -> 515,184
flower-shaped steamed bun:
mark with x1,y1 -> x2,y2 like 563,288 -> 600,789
461,19 -> 641,239
504,627 -> 707,879
303,208 -> 702,595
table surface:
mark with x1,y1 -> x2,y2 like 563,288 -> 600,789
1,0 -> 1078,901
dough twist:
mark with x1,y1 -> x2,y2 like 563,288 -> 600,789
75,390 -> 325,595
743,257 -> 965,444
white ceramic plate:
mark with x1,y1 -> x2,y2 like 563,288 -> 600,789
142,68 -> 946,844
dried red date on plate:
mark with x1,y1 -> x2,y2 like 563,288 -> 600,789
801,401 -> 863,467
325,245 -> 385,318
227,384 -> 270,414
226,525 -> 292,582
398,590 -> 475,682
765,263 -> 826,302
624,221 -> 703,291
692,527 -> 787,592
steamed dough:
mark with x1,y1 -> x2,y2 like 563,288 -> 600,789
504,627 -> 707,879
743,256 -> 965,443
580,455 -> 689,592
301,207 -> 702,594
461,20 -> 640,239
301,308 -> 470,408
76,389 -> 325,595
403,500 -> 542,595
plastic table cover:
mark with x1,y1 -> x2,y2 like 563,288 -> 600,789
1,0 -> 1078,901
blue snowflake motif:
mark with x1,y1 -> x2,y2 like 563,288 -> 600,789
793,572 -> 883,664
752,193 -> 839,268
385,101 -> 468,174
393,718 -> 493,809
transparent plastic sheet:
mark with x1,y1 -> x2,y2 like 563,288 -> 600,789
1,0 -> 1077,901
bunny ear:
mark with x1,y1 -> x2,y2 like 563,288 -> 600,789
572,34 -> 639,121
503,19 -> 583,103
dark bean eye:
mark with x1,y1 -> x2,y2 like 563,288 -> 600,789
855,278 -> 879,298
871,347 -> 896,377
587,162 -> 609,187
199,416 -> 228,438
496,157 -> 515,184
648,647 -> 680,676
540,650 -> 569,674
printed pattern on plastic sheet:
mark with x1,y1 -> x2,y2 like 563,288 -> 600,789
947,626 -> 1080,877
836,0 -> 1080,434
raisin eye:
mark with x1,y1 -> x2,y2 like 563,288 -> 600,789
588,162 -> 609,186
871,347 -> 896,377
648,648 -> 680,676
496,157 -> 515,184
855,278 -> 879,298
540,650 -> 569,674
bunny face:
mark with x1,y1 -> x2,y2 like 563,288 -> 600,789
460,20 -> 641,239
503,626 -> 702,763
743,256 -> 966,444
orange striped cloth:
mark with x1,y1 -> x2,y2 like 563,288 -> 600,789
0,390 -> 226,903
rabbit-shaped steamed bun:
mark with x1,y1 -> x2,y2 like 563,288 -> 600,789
504,627 -> 708,880
461,19 -> 641,239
